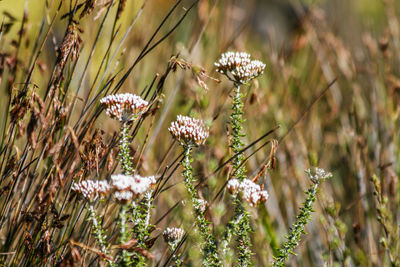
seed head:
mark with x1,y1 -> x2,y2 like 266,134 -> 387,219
168,115 -> 209,146
71,180 -> 111,201
60,23 -> 82,64
214,51 -> 265,84
163,227 -> 185,244
100,93 -> 149,122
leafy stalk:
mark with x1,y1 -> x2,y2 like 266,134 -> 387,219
118,121 -> 152,266
118,122 -> 133,265
182,146 -> 221,267
223,84 -> 253,266
167,239 -> 183,267
233,197 -> 253,266
272,183 -> 318,266
119,122 -> 134,175
272,168 -> 332,266
119,204 -> 131,266
87,204 -> 108,255
230,86 -> 247,181
371,174 -> 399,267
130,191 -> 153,266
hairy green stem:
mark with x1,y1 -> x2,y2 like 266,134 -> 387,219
224,84 -> 253,267
371,174 -> 399,267
142,190 -> 153,232
182,146 -> 221,267
220,201 -> 241,255
119,122 -> 134,175
130,191 -> 153,266
231,85 -> 247,182
272,182 -> 320,267
167,241 -> 183,267
117,122 -> 135,265
234,198 -> 253,266
119,204 -> 131,266
130,202 -> 145,266
88,204 -> 108,254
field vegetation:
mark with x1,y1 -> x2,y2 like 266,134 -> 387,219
0,0 -> 399,266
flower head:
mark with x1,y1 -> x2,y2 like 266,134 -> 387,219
163,227 -> 185,244
168,115 -> 209,147
113,191 -> 134,202
305,167 -> 332,184
72,180 -> 111,201
227,178 -> 240,194
227,178 -> 269,207
214,51 -> 265,84
100,93 -> 149,122
111,174 -> 156,202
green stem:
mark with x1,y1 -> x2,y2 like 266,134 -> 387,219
119,204 -> 131,266
182,146 -> 221,267
272,182 -> 320,267
226,84 -> 253,266
234,197 -> 253,267
88,204 -> 108,254
168,242 -> 182,267
119,122 -> 134,175
88,204 -> 116,265
221,201 -> 241,255
130,191 -> 153,266
142,190 -> 153,231
231,85 -> 247,182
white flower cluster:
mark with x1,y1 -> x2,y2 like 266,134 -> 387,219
100,93 -> 149,122
215,51 -> 266,84
111,174 -> 156,202
72,180 -> 111,201
305,167 -> 332,184
168,115 -> 209,146
227,178 -> 269,207
163,227 -> 185,244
